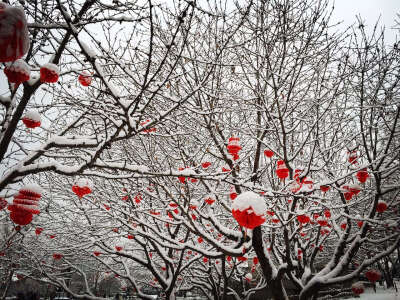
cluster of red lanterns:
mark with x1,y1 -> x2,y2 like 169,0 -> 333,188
232,191 -> 267,229
8,185 -> 42,226
227,137 -> 241,160
72,178 -> 92,198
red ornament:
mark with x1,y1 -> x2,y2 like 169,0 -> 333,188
205,197 -> 215,205
267,210 -> 274,216
238,256 -> 247,262
271,218 -> 280,224
276,160 -> 289,180
340,223 -> 347,230
317,218 -> 328,227
169,202 -> 178,208
53,253 -> 62,260
0,198 -> 7,210
230,192 -> 237,200
0,4 -> 30,62
202,162 -> 211,169
297,215 -> 310,224
227,137 -> 241,160
198,237 -> 203,243
72,178 -> 92,198
320,185 -> 330,193
127,234 -> 134,239
357,221 -> 364,228
222,167 -> 231,173
376,200 -> 387,213
203,257 -> 208,263
40,63 -> 59,83
134,193 -> 142,203
356,168 -> 369,183
22,110 -> 41,129
115,246 -> 122,252
103,204 -> 110,210
324,210 -> 331,218
347,150 -> 358,165
4,59 -> 30,84
264,149 -> 274,158
93,251 -> 101,256
78,70 -> 92,86
35,227 -> 43,235
342,185 -> 354,201
8,185 -> 42,225
9,210 -> 32,225
365,269 -> 381,282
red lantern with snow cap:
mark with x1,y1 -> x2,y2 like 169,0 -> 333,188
72,178 -> 92,198
40,63 -> 59,83
4,59 -> 30,84
356,168 -> 369,183
8,184 -> 43,225
78,70 -> 92,86
376,200 -> 387,213
22,110 -> 41,129
0,3 -> 30,62
276,160 -> 289,181
232,191 -> 267,229
227,137 -> 241,160
264,149 -> 274,158
351,282 -> 364,295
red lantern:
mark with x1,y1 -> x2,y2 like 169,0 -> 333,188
53,253 -> 62,260
115,246 -> 123,252
356,168 -> 369,183
365,269 -> 381,282
276,160 -> 289,180
0,4 -> 30,62
72,178 -> 92,198
357,220 -> 364,228
78,70 -> 92,86
324,210 -> 331,218
227,137 -> 241,160
202,162 -> 211,169
93,251 -> 101,256
264,149 -> 274,158
9,210 -> 32,225
376,200 -> 387,213
297,215 -> 310,224
35,227 -> 43,235
230,192 -> 237,200
348,184 -> 361,196
271,218 -> 280,224
4,59 -> 30,84
8,184 -> 42,225
134,193 -> 142,203
320,185 -> 330,193
203,257 -> 208,263
340,222 -> 347,230
232,191 -> 267,229
198,237 -> 203,243
0,198 -> 7,210
22,110 -> 41,129
40,63 -> 59,83
127,234 -> 134,239
317,218 -> 328,227
347,150 -> 358,165
205,197 -> 215,205
342,185 -> 354,201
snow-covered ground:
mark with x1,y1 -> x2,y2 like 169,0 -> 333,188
343,287 -> 399,300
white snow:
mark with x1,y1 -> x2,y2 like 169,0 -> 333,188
41,62 -> 59,74
6,59 -> 30,75
74,178 -> 93,188
23,110 -> 41,122
232,191 -> 267,215
19,184 -> 43,196
344,287 -> 400,300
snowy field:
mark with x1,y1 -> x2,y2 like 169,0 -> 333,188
339,287 -> 399,300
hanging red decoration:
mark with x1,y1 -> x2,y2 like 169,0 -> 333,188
341,185 -> 354,201
4,59 -> 30,84
232,191 -> 267,229
317,218 -> 328,227
115,246 -> 123,252
169,202 -> 178,208
134,193 -> 142,204
22,110 -> 41,129
203,257 -> 208,263
53,253 -> 62,260
320,185 -> 330,193
202,162 -> 211,169
276,160 -> 289,181
0,198 -> 7,210
127,234 -> 134,239
178,167 -> 187,183
351,282 -> 365,295
227,137 -> 241,160
271,218 -> 280,224
340,222 -> 347,230
35,227 -> 43,235
297,215 -> 310,224
348,184 -> 361,196
40,63 -> 59,83
267,210 -> 274,216
230,192 -> 237,200
93,251 -> 101,256
365,269 -> 381,282
356,168 -> 369,183
205,197 -> 215,205
357,220 -> 364,228
324,210 -> 331,218
72,178 -> 92,198
8,184 -> 42,226
78,70 -> 92,86
376,200 -> 388,213
264,149 -> 274,158
347,150 -> 358,165
0,4 -> 30,62
198,237 -> 203,243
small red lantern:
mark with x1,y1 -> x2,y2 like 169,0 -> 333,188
198,237 -> 203,243
276,160 -> 289,181
115,246 -> 122,252
347,150 -> 358,165
271,218 -> 280,224
324,210 -> 331,218
203,257 -> 208,263
297,215 -> 310,224
22,110 -> 41,129
357,220 -> 364,228
376,200 -> 387,213
134,193 -> 142,203
53,253 -> 62,260
348,184 -> 361,196
230,192 -> 237,200
365,269 -> 381,282
342,185 -> 354,201
8,184 -> 42,225
340,222 -> 347,230
0,4 -> 30,62
202,162 -> 211,169
93,251 -> 101,256
4,59 -> 30,84
0,198 -> 7,210
78,70 -> 92,86
40,63 -> 59,83
320,185 -> 330,193
227,137 -> 241,160
127,234 -> 134,239
178,167 -> 187,183
205,197 -> 215,205
317,218 -> 328,227
35,227 -> 43,235
232,191 -> 267,229
264,149 -> 274,158
72,178 -> 92,198
356,168 -> 369,183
